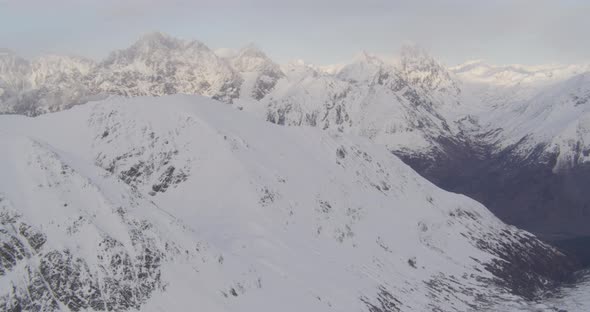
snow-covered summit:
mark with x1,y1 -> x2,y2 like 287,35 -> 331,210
335,51 -> 386,83
229,44 -> 284,100
231,44 -> 276,72
90,32 -> 242,102
398,45 -> 460,96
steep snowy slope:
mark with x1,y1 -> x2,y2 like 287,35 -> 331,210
0,95 -> 578,311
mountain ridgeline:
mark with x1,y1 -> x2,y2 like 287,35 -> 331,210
2,33 -> 589,247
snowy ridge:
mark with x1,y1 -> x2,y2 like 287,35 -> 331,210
0,95 -> 578,311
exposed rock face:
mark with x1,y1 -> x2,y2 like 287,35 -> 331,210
0,184 -> 166,312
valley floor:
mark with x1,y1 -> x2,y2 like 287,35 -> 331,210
486,270 -> 590,311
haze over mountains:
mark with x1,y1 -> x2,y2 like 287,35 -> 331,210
1,32 -> 590,311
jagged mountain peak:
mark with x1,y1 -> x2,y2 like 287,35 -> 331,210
125,31 -> 185,57
231,43 -> 283,100
399,44 -> 434,63
88,32 -> 242,103
398,44 -> 448,73
335,51 -> 388,83
232,43 -> 280,73
101,32 -> 211,66
397,44 -> 460,95
135,31 -> 207,51
236,43 -> 267,58
352,50 -> 384,64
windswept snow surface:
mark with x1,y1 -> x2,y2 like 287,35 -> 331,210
0,95 -> 579,311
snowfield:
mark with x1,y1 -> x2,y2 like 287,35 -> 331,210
0,95 -> 583,311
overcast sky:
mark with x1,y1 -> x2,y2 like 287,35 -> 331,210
1,0 -> 588,66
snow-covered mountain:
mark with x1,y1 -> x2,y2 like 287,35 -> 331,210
228,44 -> 284,100
0,52 -> 97,116
0,34 -> 464,158
1,32 -> 590,240
0,95 -> 581,311
442,62 -> 590,240
250,48 -> 463,160
473,72 -> 590,169
89,32 -> 242,103
0,33 -> 243,116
